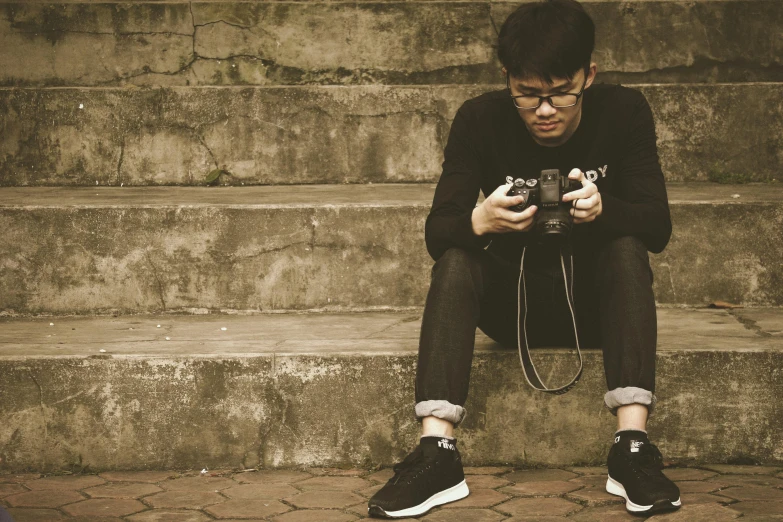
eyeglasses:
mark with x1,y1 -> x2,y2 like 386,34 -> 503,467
507,76 -> 588,110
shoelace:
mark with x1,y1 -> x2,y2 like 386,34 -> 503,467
632,442 -> 667,479
391,446 -> 437,485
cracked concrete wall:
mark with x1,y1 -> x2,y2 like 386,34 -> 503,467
1,198 -> 782,315
0,2 -> 780,185
0,348 -> 780,472
1,2 -> 781,87
1,84 -> 782,185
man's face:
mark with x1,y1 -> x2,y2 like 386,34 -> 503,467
504,64 -> 596,147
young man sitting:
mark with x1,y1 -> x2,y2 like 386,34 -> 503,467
368,0 -> 681,517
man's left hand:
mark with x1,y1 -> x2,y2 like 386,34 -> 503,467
562,168 -> 602,224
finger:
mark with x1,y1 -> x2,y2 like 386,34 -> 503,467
496,182 -> 525,204
492,182 -> 513,199
572,193 -> 598,210
571,206 -> 598,219
503,204 -> 537,222
567,168 -> 584,184
563,182 -> 596,202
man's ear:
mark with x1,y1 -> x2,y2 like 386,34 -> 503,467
585,62 -> 598,89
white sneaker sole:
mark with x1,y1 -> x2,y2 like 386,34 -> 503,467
371,479 -> 469,518
606,475 -> 681,513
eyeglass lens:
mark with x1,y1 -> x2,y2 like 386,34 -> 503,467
513,95 -> 578,109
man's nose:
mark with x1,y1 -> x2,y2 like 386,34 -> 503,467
536,99 -> 557,117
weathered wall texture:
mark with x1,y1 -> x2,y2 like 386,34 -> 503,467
2,84 -> 782,186
1,2 -> 781,87
1,2 -> 782,186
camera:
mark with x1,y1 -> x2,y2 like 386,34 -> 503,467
506,169 -> 582,240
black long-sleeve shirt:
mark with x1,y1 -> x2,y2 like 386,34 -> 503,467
424,82 -> 672,270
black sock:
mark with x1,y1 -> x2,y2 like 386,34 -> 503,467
613,430 -> 648,453
420,435 -> 457,451
614,429 -> 647,441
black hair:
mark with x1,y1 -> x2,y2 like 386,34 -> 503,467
497,0 -> 595,85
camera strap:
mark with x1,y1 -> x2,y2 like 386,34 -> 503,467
515,244 -> 583,394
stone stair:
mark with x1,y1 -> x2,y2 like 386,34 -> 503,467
1,0 -> 782,473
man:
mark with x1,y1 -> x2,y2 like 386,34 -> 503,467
368,0 -> 680,518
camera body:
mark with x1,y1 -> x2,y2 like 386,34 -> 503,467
506,169 -> 582,240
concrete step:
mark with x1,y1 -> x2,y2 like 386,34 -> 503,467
1,2 -> 779,87
0,307 -> 780,472
1,183 -> 782,315
2,83 -> 781,186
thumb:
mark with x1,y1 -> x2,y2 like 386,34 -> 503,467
496,181 -> 513,196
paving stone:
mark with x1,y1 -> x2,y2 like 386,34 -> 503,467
305,468 -> 367,477
421,508 -> 505,522
439,488 -> 510,508
0,475 -> 40,483
707,475 -> 783,487
357,484 -> 383,499
499,480 -> 582,497
159,476 -> 236,492
5,508 -> 66,521
503,516 -> 568,522
65,515 -> 123,522
645,502 -> 742,520
235,470 -> 313,484
366,469 -> 394,483
680,492 -> 739,505
285,490 -> 365,509
678,480 -> 731,494
0,484 -> 26,497
463,467 -> 513,475
271,511 -> 359,522
145,490 -> 225,509
345,500 -> 377,519
494,497 -> 583,517
701,465 -> 783,475
566,486 -> 624,506
503,518 -> 569,522
62,498 -> 147,517
727,501 -> 783,518
126,510 -> 214,522
465,475 -> 509,489
84,483 -> 162,498
503,469 -> 579,483
565,466 -> 607,476
293,477 -> 370,492
568,504 -> 641,521
99,471 -> 179,483
5,489 -> 85,508
222,483 -> 300,500
663,468 -> 719,481
568,475 -> 607,488
716,486 -> 783,501
24,475 -> 106,490
205,499 -> 291,519
210,518 -> 264,522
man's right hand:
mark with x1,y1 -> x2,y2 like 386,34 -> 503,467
472,182 -> 538,236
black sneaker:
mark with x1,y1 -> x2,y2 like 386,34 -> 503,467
606,430 -> 682,514
368,436 -> 469,518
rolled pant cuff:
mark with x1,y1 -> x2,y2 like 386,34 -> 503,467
415,400 -> 466,427
604,387 -> 657,416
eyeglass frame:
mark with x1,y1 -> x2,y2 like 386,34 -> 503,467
506,75 -> 588,110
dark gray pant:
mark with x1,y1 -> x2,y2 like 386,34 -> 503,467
414,236 -> 657,427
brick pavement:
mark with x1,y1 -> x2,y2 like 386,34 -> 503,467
0,464 -> 781,521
